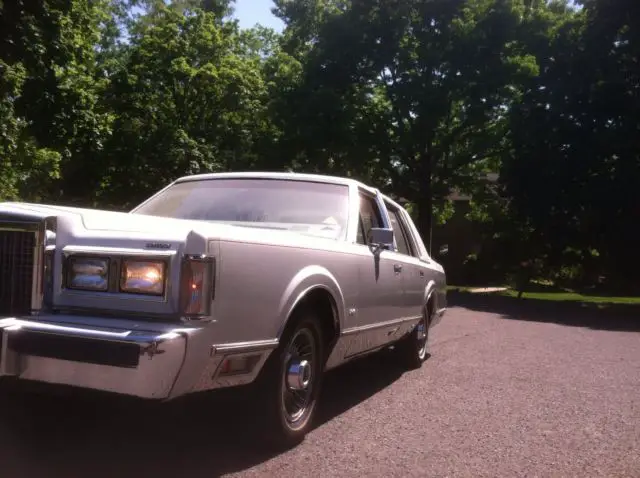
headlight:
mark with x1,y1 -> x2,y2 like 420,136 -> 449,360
120,260 -> 166,296
66,257 -> 109,291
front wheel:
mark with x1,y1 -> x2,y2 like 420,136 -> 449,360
255,313 -> 325,448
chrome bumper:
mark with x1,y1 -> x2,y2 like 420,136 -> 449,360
0,317 -> 189,399
0,316 -> 279,400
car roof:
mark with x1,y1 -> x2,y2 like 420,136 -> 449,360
174,171 -> 378,194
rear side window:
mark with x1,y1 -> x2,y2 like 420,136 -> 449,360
385,203 -> 416,257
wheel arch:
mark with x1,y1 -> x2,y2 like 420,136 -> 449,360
423,279 -> 438,319
277,266 -> 344,350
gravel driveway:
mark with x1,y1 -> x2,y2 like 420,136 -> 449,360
1,299 -> 638,477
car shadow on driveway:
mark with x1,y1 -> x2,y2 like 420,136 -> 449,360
0,351 -> 406,478
449,291 -> 640,332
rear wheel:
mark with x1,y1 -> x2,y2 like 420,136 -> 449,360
256,312 -> 325,448
394,305 -> 431,370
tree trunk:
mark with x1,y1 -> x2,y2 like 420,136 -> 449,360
416,150 -> 433,254
516,261 -> 532,299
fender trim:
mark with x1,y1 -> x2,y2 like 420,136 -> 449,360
277,266 -> 345,340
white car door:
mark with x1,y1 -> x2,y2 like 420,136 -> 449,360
343,190 -> 405,357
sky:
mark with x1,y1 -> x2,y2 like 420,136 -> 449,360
234,0 -> 285,32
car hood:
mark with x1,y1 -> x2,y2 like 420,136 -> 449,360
0,201 -> 202,233
0,201 -> 342,247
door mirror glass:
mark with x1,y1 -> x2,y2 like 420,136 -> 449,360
370,227 -> 394,251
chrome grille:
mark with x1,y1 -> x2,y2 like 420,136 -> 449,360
0,228 -> 37,316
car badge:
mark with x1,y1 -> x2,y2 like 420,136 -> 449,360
145,242 -> 172,250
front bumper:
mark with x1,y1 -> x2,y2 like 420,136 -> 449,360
0,317 -> 188,399
0,316 -> 279,400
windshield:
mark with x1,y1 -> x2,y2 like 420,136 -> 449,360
133,178 -> 351,240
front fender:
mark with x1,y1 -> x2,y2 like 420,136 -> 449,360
277,265 -> 346,339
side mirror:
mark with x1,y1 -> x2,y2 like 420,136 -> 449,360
369,227 -> 394,252
439,244 -> 449,256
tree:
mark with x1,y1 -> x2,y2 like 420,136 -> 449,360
98,4 -> 272,208
274,0 -> 540,250
502,0 -> 640,290
0,0 -> 112,202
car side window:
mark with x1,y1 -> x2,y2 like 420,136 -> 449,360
385,203 -> 416,257
357,193 -> 383,245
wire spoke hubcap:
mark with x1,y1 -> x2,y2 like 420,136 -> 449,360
417,322 -> 427,341
417,316 -> 429,359
282,328 -> 316,424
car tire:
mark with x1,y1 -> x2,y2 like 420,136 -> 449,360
255,311 -> 325,448
394,304 -> 431,370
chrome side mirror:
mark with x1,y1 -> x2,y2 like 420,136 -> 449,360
369,227 -> 394,253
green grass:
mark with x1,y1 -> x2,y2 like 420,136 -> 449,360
447,283 -> 640,305
446,285 -> 477,292
497,289 -> 640,305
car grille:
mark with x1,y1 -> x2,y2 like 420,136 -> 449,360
0,228 -> 37,316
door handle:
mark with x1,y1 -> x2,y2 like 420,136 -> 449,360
394,264 -> 403,274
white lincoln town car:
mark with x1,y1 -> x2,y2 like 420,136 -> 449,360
0,172 -> 447,445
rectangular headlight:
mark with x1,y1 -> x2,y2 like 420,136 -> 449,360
66,257 -> 109,291
120,260 -> 166,296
